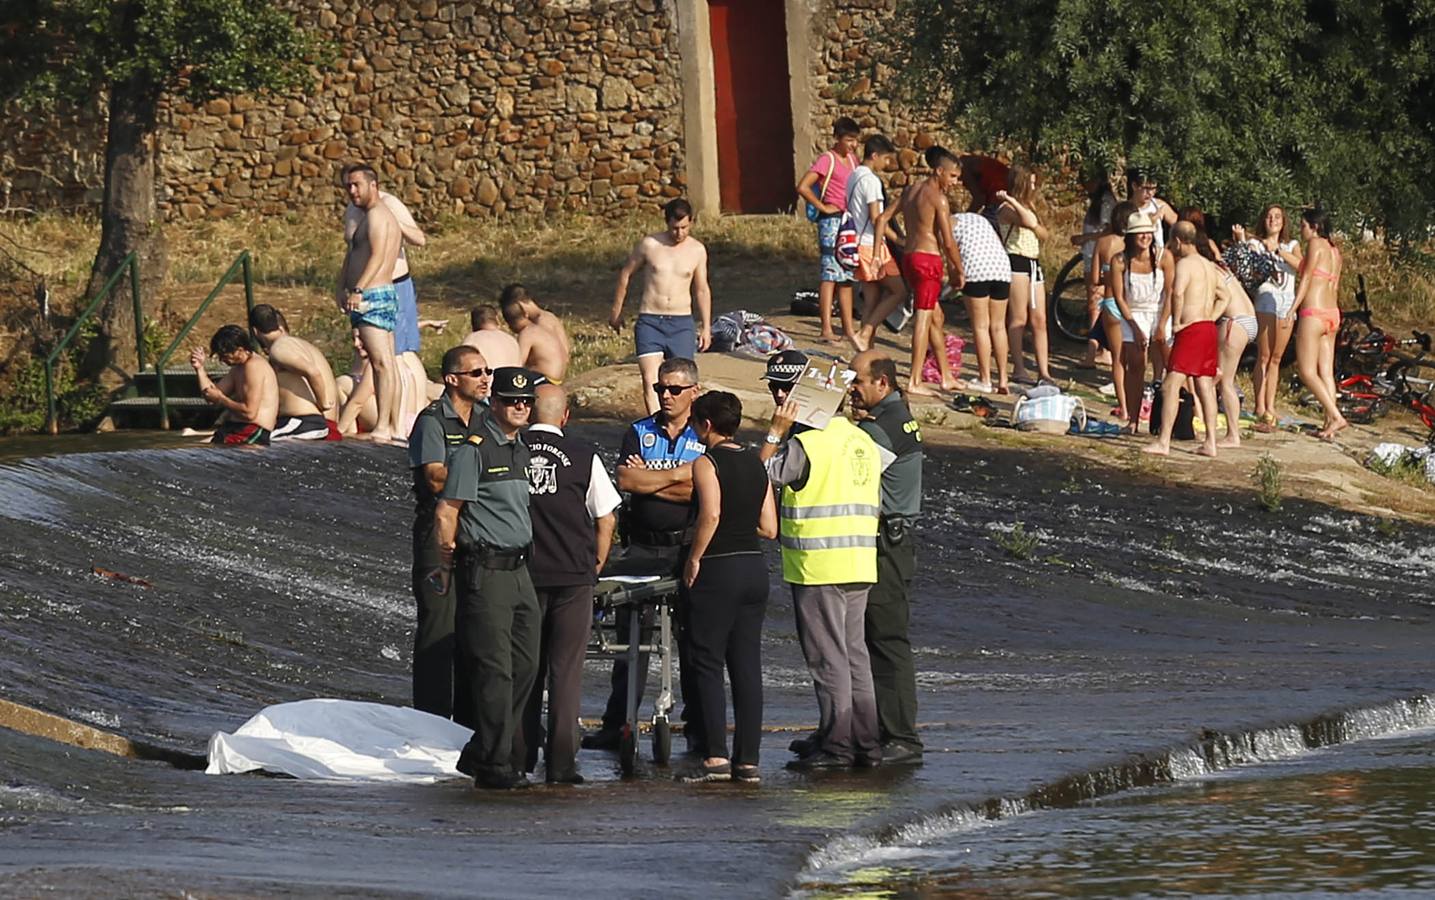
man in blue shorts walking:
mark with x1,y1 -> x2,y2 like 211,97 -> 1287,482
609,198 -> 712,414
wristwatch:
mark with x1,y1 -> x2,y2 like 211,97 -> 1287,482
764,433 -> 782,445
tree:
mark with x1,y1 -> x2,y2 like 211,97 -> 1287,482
0,1 -> 323,373
886,0 -> 1435,240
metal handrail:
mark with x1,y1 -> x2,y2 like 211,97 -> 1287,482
44,252 -> 142,435
152,250 -> 255,430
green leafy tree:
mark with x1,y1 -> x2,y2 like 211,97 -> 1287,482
887,0 -> 1435,239
0,1 -> 323,372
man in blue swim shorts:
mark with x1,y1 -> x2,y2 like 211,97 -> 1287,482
338,162 -> 405,443
610,198 -> 712,414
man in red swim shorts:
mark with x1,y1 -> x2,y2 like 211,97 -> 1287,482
895,147 -> 966,396
1146,222 -> 1229,458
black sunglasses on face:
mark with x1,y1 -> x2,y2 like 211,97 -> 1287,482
653,383 -> 696,396
451,367 -> 493,378
496,396 -> 532,407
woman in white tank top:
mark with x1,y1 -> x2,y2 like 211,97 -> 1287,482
1107,210 -> 1175,434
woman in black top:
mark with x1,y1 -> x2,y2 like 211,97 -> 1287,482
681,391 -> 777,783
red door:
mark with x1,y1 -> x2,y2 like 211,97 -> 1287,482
708,0 -> 796,213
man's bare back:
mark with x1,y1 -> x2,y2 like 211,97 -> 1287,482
1171,253 -> 1222,328
534,308 -> 570,357
462,328 -> 522,370
516,321 -> 567,383
268,334 -> 337,419
902,180 -> 947,256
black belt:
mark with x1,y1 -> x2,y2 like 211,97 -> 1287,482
394,273 -> 412,285
629,528 -> 691,548
459,543 -> 531,571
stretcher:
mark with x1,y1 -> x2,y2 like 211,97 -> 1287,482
590,575 -> 680,776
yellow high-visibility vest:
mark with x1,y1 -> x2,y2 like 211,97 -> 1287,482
780,416 -> 880,585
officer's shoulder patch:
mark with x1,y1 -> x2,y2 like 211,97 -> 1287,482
467,434 -> 484,445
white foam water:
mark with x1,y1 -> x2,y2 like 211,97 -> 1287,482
796,693 -> 1435,888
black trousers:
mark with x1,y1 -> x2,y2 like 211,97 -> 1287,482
685,554 -> 768,765
516,584 -> 593,779
412,520 -> 472,727
455,556 -> 540,780
865,525 -> 921,750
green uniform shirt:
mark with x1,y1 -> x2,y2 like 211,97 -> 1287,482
857,392 -> 923,517
441,410 -> 533,550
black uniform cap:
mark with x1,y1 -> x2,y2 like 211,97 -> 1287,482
761,349 -> 810,385
491,367 -> 543,398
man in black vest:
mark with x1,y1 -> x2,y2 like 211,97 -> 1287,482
406,345 -> 491,725
516,383 -> 621,784
849,349 -> 925,766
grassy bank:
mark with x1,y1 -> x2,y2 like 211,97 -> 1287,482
3,200 -> 1435,433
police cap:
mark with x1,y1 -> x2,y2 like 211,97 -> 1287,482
761,349 -> 809,385
491,366 -> 543,398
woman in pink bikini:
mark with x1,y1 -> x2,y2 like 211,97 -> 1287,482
1293,208 -> 1348,440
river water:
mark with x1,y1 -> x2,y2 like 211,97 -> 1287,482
1,427 -> 1433,896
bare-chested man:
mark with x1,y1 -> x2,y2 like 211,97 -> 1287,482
895,147 -> 966,397
342,167 -> 427,357
1146,221 -> 1229,457
337,162 -> 403,443
462,305 -> 523,370
191,324 -> 279,446
501,284 -> 570,384
610,198 -> 712,414
247,304 -> 340,442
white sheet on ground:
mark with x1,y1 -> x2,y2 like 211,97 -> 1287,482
206,698 -> 471,782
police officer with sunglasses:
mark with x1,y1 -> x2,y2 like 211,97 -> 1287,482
435,366 -> 542,789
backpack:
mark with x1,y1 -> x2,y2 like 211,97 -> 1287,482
1222,242 -> 1277,293
1149,382 -> 1196,439
835,214 -> 860,270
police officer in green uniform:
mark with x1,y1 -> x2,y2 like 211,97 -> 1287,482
849,349 -> 924,766
434,367 -> 540,790
407,345 -> 491,725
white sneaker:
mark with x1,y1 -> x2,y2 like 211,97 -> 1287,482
884,301 -> 913,334
1098,382 -> 1117,397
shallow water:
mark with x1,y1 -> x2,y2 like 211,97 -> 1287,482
1,427 -> 1433,895
808,727 -> 1435,897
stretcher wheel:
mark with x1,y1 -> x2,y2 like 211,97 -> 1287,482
652,717 -> 671,766
619,724 -> 638,777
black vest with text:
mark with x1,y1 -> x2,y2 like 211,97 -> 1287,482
525,428 -> 600,589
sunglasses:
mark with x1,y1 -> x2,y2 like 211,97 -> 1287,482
451,367 -> 493,378
496,396 -> 532,407
653,383 -> 696,396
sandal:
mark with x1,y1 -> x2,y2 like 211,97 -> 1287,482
733,765 -> 761,784
678,761 -> 732,783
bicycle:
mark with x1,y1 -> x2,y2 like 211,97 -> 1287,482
1046,252 -> 1091,343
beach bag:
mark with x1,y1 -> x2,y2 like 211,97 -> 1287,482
1013,392 -> 1086,434
743,323 -> 792,355
1222,242 -> 1277,293
1149,382 -> 1196,438
921,334 -> 966,384
804,151 -> 837,222
790,290 -> 822,317
710,309 -> 763,352
835,214 -> 860,271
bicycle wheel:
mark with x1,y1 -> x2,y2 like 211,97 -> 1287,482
1046,253 -> 1090,343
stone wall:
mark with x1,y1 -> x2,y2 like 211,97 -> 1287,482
800,0 -> 949,188
0,0 -> 946,220
3,0 -> 688,221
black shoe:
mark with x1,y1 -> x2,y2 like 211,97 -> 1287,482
788,734 -> 817,756
580,728 -> 621,751
475,771 -> 531,790
678,761 -> 731,783
881,743 -> 924,767
732,764 -> 761,784
455,755 -> 479,779
546,771 -> 585,785
785,751 -> 853,771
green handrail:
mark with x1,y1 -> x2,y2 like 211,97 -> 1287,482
153,250 -> 255,430
44,252 -> 142,435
